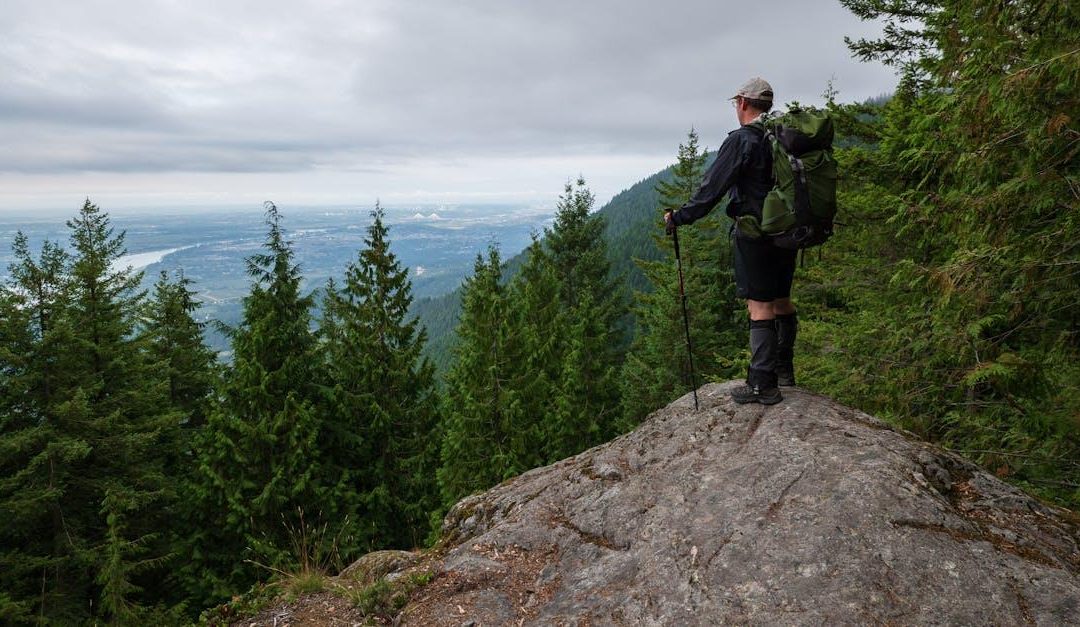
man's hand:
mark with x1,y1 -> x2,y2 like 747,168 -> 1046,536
664,211 -> 676,235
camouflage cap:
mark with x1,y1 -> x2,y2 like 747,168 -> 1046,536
732,77 -> 774,102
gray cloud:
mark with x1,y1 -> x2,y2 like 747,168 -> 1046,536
0,0 -> 896,207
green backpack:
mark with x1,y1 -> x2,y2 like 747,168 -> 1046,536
736,107 -> 837,249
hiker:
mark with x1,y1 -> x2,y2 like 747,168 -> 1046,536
664,77 -> 797,405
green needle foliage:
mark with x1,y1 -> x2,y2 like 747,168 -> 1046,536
438,178 -> 627,507
1,200 -> 182,623
146,271 -> 219,432
437,245 -> 517,506
543,178 -> 626,456
320,203 -> 441,551
506,235 -> 563,472
803,0 -> 1080,503
4,4 -> 1078,619
182,202 -> 331,605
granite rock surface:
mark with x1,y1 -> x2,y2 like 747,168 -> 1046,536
396,382 -> 1080,626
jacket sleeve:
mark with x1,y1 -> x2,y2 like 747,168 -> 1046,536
672,133 -> 745,226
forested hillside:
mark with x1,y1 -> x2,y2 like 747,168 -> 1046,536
1,0 -> 1076,623
800,0 -> 1080,505
411,163 -> 679,375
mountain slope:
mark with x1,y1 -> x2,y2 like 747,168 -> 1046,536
411,162 -> 681,375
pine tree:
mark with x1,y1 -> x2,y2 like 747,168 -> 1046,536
320,203 -> 440,550
437,246 -> 520,507
182,202 -> 328,603
620,131 -> 741,427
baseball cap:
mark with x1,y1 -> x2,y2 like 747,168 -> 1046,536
732,77 -> 774,102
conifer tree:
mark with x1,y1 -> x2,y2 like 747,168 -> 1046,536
548,287 -> 622,459
320,203 -> 440,549
818,0 -> 1080,501
146,271 -> 218,430
620,131 -> 740,427
1,201 -> 180,623
143,270 -> 219,609
182,202 -> 328,603
439,179 -> 628,504
542,178 -> 625,454
0,236 -> 74,623
437,246 -> 520,506
504,236 -> 563,471
64,200 -> 180,622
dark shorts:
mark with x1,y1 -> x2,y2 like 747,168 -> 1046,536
733,234 -> 798,301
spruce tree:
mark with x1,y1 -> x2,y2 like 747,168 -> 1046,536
542,178 -> 625,456
437,246 -> 520,506
146,270 -> 218,430
320,203 -> 440,550
439,178 -> 629,504
63,200 -> 180,622
182,202 -> 328,603
0,236 -> 74,623
504,236 -> 563,471
0,201 -> 180,623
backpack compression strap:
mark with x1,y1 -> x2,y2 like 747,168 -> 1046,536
765,124 -> 813,221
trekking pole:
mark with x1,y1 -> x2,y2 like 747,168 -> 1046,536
671,223 -> 700,410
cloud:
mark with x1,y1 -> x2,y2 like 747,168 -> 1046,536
0,0 -> 896,208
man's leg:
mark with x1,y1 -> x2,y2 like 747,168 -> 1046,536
771,235 -> 799,387
773,298 -> 797,387
731,235 -> 782,404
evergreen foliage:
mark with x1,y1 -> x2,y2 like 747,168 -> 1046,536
146,271 -> 218,431
182,202 -> 331,604
437,246 -> 517,506
505,236 -> 563,471
543,178 -> 626,456
320,203 -> 441,550
438,179 -> 627,506
414,166 -> 680,375
4,3 -> 1079,619
802,0 -> 1080,503
0,201 -> 181,623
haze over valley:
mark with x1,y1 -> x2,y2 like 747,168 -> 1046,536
1,203 -> 552,352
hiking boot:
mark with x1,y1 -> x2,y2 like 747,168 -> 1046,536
731,383 -> 783,405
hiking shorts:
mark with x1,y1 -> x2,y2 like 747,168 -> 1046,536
733,233 -> 798,301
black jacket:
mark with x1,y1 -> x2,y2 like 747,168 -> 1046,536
671,122 -> 772,226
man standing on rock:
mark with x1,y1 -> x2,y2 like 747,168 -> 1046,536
664,77 -> 798,405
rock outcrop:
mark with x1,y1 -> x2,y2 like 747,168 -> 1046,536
395,382 -> 1080,625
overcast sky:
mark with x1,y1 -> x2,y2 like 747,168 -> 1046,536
0,0 -> 897,214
